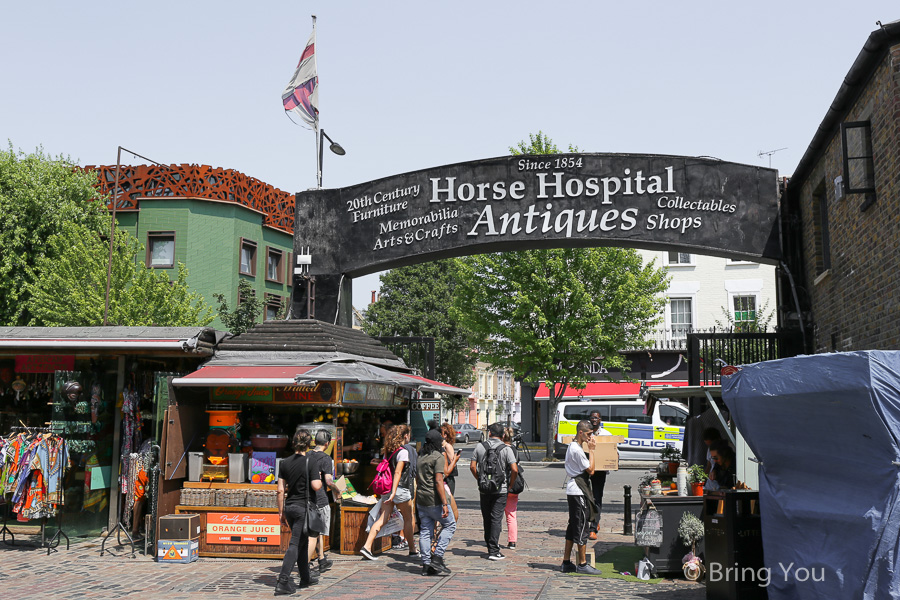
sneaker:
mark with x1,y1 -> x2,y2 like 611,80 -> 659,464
575,563 -> 602,576
392,539 -> 409,550
561,560 -> 576,573
359,547 -> 378,561
507,542 -> 517,549
317,557 -> 333,572
307,561 -> 318,574
487,552 -> 505,561
588,531 -> 598,540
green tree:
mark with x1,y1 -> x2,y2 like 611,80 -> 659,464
0,144 -> 107,325
214,278 -> 264,335
27,223 -> 215,327
362,260 -> 476,389
453,133 -> 670,457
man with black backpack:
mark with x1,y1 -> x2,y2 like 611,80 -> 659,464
470,422 -> 518,560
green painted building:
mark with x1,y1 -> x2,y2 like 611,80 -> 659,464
86,164 -> 296,331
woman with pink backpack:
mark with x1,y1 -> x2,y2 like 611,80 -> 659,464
360,424 -> 417,560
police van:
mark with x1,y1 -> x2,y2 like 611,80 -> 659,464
554,398 -> 688,460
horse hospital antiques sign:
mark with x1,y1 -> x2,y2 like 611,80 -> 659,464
293,153 -> 780,323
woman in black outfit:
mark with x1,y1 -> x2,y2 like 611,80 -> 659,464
275,429 -> 322,595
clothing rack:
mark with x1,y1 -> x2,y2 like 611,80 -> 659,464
0,496 -> 14,545
4,426 -> 70,554
99,491 -> 136,558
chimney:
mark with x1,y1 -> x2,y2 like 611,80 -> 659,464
371,291 -> 376,305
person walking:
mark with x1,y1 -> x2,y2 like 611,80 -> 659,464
440,422 -> 460,522
502,427 -> 519,549
275,429 -> 322,595
416,429 -> 456,576
306,430 -> 340,574
561,420 -> 602,575
470,422 -> 518,560
360,424 -> 417,560
587,410 -> 612,540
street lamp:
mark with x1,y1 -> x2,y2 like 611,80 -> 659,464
317,129 -> 346,188
103,146 -> 165,325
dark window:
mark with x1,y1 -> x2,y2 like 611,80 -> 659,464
841,121 -> 876,194
666,252 -> 692,265
608,405 -> 651,424
147,232 -> 175,268
659,405 -> 687,427
239,238 -> 257,276
266,247 -> 283,283
265,293 -> 284,321
562,404 -> 611,421
812,182 -> 831,275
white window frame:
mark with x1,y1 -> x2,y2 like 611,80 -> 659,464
664,251 -> 695,266
666,295 -> 696,339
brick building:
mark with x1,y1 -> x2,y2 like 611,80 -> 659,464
85,164 -> 296,331
782,20 -> 900,352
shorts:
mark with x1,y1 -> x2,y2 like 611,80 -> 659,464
394,487 -> 412,504
565,495 -> 589,546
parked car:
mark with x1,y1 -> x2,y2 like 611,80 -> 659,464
453,423 -> 485,443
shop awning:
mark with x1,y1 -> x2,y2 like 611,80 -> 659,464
293,362 -> 469,395
405,374 -> 471,396
534,380 -> 690,400
171,365 -> 317,386
171,361 -> 469,395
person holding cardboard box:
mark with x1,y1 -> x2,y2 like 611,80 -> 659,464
561,420 -> 602,575
587,411 -> 612,540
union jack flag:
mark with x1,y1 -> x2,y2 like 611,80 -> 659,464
282,28 -> 318,127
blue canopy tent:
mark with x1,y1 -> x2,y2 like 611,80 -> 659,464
722,351 -> 900,600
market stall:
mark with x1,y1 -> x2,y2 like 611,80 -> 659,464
165,361 -> 466,558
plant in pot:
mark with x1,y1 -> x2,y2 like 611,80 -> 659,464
687,464 -> 707,496
678,512 -> 706,581
659,445 -> 683,475
639,473 -> 654,497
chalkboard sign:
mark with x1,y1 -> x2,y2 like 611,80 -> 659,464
634,501 -> 664,547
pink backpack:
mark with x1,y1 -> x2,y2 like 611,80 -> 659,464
370,449 -> 399,496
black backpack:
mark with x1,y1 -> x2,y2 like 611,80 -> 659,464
509,446 -> 526,494
477,441 -> 506,494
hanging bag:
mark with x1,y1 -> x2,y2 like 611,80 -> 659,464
305,456 -> 329,535
634,499 -> 664,547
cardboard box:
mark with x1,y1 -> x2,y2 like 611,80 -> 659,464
157,538 -> 199,563
159,514 -> 201,541
559,435 -> 624,471
587,436 -> 624,471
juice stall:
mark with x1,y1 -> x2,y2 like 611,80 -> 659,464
161,360 -> 467,558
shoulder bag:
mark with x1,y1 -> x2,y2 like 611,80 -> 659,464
306,455 -> 329,535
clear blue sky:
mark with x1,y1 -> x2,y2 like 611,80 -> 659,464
2,2 -> 896,309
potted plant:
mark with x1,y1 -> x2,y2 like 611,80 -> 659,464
659,445 -> 682,475
687,464 -> 707,496
677,512 -> 705,581
639,473 -> 654,497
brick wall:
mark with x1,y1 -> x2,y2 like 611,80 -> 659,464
794,44 -> 900,351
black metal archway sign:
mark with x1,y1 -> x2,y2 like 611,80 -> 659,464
292,153 -> 780,325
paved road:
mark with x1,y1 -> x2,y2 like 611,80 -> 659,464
0,460 -> 703,600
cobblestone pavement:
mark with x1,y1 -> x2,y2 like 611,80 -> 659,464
0,501 -> 705,600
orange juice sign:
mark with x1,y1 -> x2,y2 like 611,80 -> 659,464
211,387 -> 273,403
207,513 -> 281,545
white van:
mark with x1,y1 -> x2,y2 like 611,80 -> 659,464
553,399 -> 688,460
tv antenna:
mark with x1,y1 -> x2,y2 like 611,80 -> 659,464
758,147 -> 787,168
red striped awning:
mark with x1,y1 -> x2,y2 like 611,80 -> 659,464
172,365 -> 315,386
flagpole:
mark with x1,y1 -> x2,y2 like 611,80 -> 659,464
312,15 -> 321,189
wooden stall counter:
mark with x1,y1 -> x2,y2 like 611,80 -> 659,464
173,482 -> 329,559
335,504 -> 391,556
